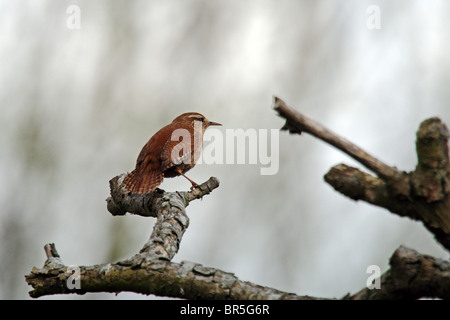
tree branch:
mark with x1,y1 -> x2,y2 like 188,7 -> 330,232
25,244 -> 317,299
324,164 -> 423,221
274,96 -> 450,251
26,175 -> 321,299
348,246 -> 450,300
106,175 -> 220,261
24,100 -> 450,299
25,243 -> 449,299
273,96 -> 401,180
106,174 -> 220,218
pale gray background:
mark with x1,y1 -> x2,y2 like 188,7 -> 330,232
1,0 -> 449,299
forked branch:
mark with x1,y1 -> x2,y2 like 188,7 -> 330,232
274,96 -> 450,251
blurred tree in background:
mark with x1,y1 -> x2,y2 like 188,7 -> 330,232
0,0 -> 449,299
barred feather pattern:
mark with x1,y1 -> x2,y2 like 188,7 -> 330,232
123,168 -> 163,194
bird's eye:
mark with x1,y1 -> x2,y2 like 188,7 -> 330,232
197,118 -> 204,122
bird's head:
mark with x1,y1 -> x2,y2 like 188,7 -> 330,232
173,112 -> 222,130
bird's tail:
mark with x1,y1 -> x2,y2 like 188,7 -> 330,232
123,169 -> 163,194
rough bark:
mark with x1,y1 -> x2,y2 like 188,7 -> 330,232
25,244 -> 450,299
25,244 -> 312,299
105,175 -> 219,260
349,246 -> 450,300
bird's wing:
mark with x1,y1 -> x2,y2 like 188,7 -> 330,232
123,140 -> 164,194
160,138 -> 193,172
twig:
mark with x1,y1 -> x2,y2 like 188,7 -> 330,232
106,175 -> 220,217
44,243 -> 60,259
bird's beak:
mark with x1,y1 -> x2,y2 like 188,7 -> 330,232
208,121 -> 222,126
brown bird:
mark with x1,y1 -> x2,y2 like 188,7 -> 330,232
123,112 -> 221,193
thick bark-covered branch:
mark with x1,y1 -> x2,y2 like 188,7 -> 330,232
25,175 -> 317,299
274,96 -> 450,251
25,244 -> 315,299
106,175 -> 220,260
324,164 -> 423,221
25,176 -> 234,299
25,244 -> 449,299
349,246 -> 450,300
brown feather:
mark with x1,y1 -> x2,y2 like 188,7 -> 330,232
123,122 -> 173,193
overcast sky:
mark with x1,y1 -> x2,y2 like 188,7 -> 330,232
1,0 -> 449,299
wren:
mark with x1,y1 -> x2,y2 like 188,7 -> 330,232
123,112 -> 221,193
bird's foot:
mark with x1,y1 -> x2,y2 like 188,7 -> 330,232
189,183 -> 198,191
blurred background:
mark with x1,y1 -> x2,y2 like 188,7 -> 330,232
1,0 -> 449,299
